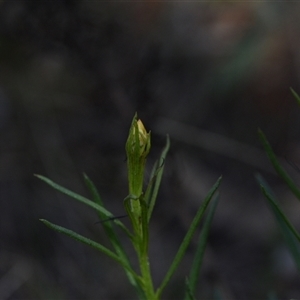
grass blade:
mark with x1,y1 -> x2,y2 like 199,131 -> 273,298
145,135 -> 170,222
35,174 -> 129,233
156,176 -> 222,298
256,175 -> 300,243
40,219 -> 141,283
260,185 -> 300,271
258,129 -> 300,201
185,194 -> 220,299
256,174 -> 300,271
83,174 -> 144,298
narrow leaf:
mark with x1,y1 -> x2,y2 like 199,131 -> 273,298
260,185 -> 300,271
257,174 -> 300,271
185,194 -> 220,299
35,175 -> 129,234
83,174 -> 143,297
260,186 -> 300,243
156,176 -> 222,298
83,173 -> 104,208
184,278 -> 196,300
40,219 -> 141,282
145,135 -> 170,222
83,173 -> 132,238
258,129 -> 300,201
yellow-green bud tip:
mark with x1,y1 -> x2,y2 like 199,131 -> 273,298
126,115 -> 151,159
135,119 -> 148,148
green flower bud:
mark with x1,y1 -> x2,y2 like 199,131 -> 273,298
135,119 -> 150,154
125,114 -> 151,197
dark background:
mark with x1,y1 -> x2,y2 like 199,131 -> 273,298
0,1 -> 300,299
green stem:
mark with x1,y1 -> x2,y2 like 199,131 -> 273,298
131,199 -> 156,300
138,246 -> 157,300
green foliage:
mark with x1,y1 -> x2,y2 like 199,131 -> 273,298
157,178 -> 221,298
256,174 -> 300,273
258,129 -> 300,201
184,194 -> 220,300
258,89 -> 300,278
38,114 -> 221,299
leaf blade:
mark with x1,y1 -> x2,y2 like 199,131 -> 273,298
260,185 -> 300,270
36,174 -> 129,233
256,174 -> 300,272
40,219 -> 141,282
145,135 -> 170,222
156,176 -> 222,298
185,194 -> 220,299
258,129 -> 300,201
83,174 -> 143,297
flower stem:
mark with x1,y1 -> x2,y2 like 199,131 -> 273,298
125,115 -> 158,299
138,245 -> 157,300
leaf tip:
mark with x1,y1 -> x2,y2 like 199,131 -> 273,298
82,173 -> 89,180
39,219 -> 48,226
257,127 -> 264,136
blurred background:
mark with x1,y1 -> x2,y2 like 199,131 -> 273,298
0,1 -> 300,299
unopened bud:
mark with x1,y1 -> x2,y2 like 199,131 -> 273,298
125,114 -> 151,196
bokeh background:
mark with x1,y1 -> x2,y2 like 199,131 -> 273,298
1,1 -> 300,299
